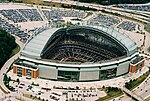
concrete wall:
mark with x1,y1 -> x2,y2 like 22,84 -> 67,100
116,61 -> 130,76
79,71 -> 99,81
38,65 -> 58,80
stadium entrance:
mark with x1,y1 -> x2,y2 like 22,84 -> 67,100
100,68 -> 117,80
57,71 -> 79,81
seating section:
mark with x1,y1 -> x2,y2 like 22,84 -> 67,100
117,21 -> 136,31
42,32 -> 126,63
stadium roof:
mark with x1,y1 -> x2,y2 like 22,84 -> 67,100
21,25 -> 137,60
74,25 -> 137,55
21,28 -> 59,59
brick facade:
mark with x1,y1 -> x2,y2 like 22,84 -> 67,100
130,59 -> 145,73
129,65 -> 136,73
13,66 -> 18,74
13,64 -> 38,78
33,70 -> 38,78
22,68 -> 26,76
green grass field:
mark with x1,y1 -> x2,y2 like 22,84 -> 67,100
125,71 -> 150,90
0,86 -> 9,94
10,44 -> 20,57
145,96 -> 150,101
148,46 -> 150,53
0,0 -> 8,2
96,87 -> 123,101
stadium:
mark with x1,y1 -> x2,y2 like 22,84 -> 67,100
12,25 -> 144,82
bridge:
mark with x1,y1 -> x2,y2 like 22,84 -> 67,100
122,87 -> 144,101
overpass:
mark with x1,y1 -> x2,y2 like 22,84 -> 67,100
122,87 -> 144,101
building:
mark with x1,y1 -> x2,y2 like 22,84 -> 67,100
129,56 -> 145,73
12,25 -> 144,81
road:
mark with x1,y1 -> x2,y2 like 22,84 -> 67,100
133,74 -> 150,99
143,31 -> 150,53
122,87 -> 144,101
0,37 -> 24,100
0,92 -> 33,101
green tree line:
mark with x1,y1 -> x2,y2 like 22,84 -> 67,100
74,0 -> 150,5
0,29 -> 17,69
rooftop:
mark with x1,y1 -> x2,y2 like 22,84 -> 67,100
131,56 -> 144,64
21,25 -> 138,62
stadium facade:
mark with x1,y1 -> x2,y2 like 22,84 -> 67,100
13,25 -> 144,81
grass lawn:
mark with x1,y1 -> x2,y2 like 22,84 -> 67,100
23,94 -> 44,101
147,46 -> 150,53
144,23 -> 150,33
125,71 -> 150,90
145,96 -> 150,101
0,0 -> 5,2
0,86 -> 9,94
22,0 -> 63,7
10,44 -> 20,57
16,98 -> 25,101
84,12 -> 93,19
22,0 -> 40,4
23,94 -> 33,99
96,87 -> 123,101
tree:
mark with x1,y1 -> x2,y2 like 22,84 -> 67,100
38,97 -> 41,100
0,29 -> 17,69
76,0 -> 150,5
16,78 -> 19,82
102,85 -> 105,89
8,76 -> 11,81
